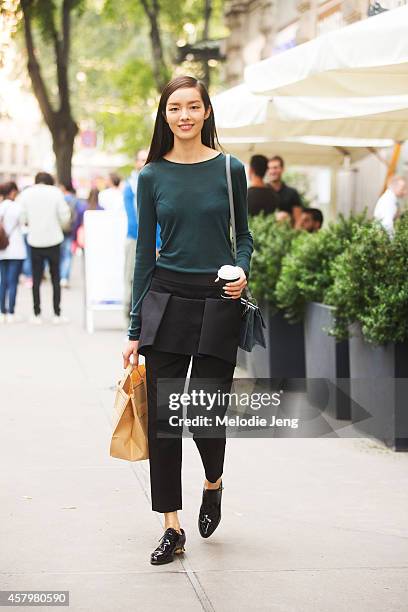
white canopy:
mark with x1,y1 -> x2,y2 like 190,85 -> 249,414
244,5 -> 408,97
212,83 -> 408,141
219,135 -> 393,167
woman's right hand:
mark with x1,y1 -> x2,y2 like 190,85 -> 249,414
122,340 -> 139,369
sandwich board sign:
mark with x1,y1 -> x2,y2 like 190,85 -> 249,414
83,209 -> 127,333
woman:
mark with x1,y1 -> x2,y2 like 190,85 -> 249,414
0,181 -> 27,323
72,188 -> 102,251
122,75 -> 254,565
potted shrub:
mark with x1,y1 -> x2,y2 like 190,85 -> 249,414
275,213 -> 367,419
246,213 -> 301,380
327,216 -> 408,451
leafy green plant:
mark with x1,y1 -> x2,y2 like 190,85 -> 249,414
248,212 -> 299,308
281,170 -> 311,207
275,212 -> 368,322
326,215 -> 408,344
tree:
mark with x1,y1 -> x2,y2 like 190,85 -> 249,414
139,0 -> 170,91
95,0 -> 226,160
19,0 -> 84,185
2,0 -> 226,180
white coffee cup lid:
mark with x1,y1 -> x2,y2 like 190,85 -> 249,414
217,265 -> 240,280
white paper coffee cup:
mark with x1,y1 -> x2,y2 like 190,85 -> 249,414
216,265 -> 241,298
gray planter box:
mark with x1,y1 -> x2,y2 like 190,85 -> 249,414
304,302 -> 350,420
236,347 -> 247,372
247,301 -> 305,386
349,322 -> 408,451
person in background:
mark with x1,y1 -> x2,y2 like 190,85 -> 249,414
123,149 -> 161,325
267,156 -> 303,226
247,154 -> 278,217
0,182 -> 26,323
0,182 -> 7,201
72,188 -> 103,252
13,185 -> 33,287
18,172 -> 71,324
373,175 -> 407,237
21,224 -> 33,288
299,207 -> 324,232
59,182 -> 78,288
98,172 -> 124,214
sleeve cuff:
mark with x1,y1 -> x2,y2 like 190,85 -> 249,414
128,333 -> 140,341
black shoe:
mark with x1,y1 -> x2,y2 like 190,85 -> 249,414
198,481 -> 223,538
150,527 -> 186,565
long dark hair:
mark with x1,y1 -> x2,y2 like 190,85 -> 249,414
87,188 -> 99,210
145,75 -> 222,164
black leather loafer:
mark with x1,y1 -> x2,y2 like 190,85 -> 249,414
150,527 -> 186,565
198,481 -> 223,538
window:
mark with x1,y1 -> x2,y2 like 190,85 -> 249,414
10,143 -> 17,165
23,144 -> 29,166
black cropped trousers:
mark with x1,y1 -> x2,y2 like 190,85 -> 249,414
144,345 -> 235,513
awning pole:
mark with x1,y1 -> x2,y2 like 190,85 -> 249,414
381,141 -> 403,194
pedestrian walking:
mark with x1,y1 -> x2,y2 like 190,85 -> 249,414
0,181 -> 26,323
72,187 -> 103,251
21,227 -> 33,288
122,75 -> 254,566
18,172 -> 71,324
98,173 -> 124,214
59,182 -> 78,288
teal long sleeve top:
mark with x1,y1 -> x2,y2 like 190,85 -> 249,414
127,152 -> 254,341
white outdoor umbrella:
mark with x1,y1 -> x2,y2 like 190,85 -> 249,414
212,83 -> 408,141
244,5 -> 408,97
219,135 -> 393,167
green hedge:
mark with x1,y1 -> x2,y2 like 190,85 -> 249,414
275,213 -> 368,323
248,210 -> 408,345
248,212 -> 299,309
327,214 -> 408,344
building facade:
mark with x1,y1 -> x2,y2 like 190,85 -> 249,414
223,0 -> 407,85
222,0 -> 408,221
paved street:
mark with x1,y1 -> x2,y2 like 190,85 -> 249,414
0,254 -> 407,612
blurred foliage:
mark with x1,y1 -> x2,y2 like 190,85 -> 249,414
81,0 -> 227,159
281,169 -> 312,207
275,211 -> 369,323
248,212 -> 300,308
326,214 -> 408,344
11,0 -> 227,164
250,208 -> 408,344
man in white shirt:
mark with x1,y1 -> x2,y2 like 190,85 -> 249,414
98,173 -> 124,214
18,172 -> 71,324
373,175 -> 407,237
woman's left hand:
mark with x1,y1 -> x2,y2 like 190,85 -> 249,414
223,267 -> 247,299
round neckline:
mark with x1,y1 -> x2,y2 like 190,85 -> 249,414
160,152 -> 223,166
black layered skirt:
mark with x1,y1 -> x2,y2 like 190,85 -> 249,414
137,265 -> 244,365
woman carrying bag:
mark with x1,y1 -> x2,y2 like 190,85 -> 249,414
122,75 -> 254,565
0,181 -> 26,323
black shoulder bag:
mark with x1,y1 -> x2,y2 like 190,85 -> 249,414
225,153 -> 267,352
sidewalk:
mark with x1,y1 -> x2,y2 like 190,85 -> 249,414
0,253 -> 407,611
